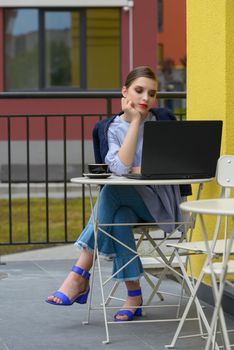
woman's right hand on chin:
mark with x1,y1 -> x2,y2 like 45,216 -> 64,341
121,97 -> 141,123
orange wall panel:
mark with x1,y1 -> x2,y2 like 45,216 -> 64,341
157,0 -> 186,66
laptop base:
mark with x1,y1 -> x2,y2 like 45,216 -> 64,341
124,173 -> 212,180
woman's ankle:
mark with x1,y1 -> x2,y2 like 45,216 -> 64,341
125,280 -> 141,292
74,248 -> 93,273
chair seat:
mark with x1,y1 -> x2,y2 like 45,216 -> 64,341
203,260 -> 234,276
180,198 -> 234,216
140,255 -> 187,270
167,239 -> 234,255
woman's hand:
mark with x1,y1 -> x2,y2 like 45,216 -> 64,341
131,166 -> 141,174
121,97 -> 141,123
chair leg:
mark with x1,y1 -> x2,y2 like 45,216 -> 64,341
143,271 -> 164,302
165,251 -> 219,350
104,281 -> 120,306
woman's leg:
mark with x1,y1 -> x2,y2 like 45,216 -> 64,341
116,280 -> 142,321
47,248 -> 93,304
77,185 -> 154,257
111,206 -> 144,281
111,206 -> 145,320
48,185 -> 154,304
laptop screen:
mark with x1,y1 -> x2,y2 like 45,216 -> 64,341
140,120 -> 223,179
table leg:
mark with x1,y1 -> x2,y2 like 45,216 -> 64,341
82,185 -> 110,343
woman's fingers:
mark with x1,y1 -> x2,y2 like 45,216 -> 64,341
121,97 -> 132,110
122,97 -> 141,122
131,167 -> 141,174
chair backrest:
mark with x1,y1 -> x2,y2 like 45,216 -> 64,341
216,155 -> 234,197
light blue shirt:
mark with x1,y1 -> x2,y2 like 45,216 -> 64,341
105,114 -> 183,232
105,113 -> 154,176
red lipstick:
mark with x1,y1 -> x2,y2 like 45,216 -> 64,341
138,103 -> 148,109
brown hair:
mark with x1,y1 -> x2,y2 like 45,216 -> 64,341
124,66 -> 157,88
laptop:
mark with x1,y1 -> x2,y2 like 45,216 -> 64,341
126,120 -> 223,180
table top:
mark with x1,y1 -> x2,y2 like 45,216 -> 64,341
180,198 -> 234,216
70,175 -> 213,186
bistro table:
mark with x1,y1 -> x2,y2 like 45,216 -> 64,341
71,174 -> 213,344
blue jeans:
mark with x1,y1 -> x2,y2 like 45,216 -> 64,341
75,185 -> 155,281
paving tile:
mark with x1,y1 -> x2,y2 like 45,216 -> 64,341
1,256 -> 234,349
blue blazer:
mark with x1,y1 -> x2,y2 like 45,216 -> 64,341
92,107 -> 192,197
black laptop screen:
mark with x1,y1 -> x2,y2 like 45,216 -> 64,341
140,120 -> 223,179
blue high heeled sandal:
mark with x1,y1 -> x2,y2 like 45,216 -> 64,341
46,265 -> 90,306
114,289 -> 143,322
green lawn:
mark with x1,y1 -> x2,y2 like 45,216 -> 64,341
0,197 -> 92,255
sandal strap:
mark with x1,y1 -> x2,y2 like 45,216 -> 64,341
128,289 -> 141,297
72,266 -> 90,280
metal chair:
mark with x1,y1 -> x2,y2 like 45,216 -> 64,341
165,155 -> 234,349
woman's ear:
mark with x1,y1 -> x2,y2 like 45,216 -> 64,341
122,86 -> 127,98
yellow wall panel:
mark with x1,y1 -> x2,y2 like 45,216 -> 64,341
187,0 -> 234,282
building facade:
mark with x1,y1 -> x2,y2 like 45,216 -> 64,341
0,0 -> 185,180
0,0 -> 159,112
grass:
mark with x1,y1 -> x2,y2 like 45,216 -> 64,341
0,197 -> 92,255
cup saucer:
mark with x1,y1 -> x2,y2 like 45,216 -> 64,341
83,173 -> 112,179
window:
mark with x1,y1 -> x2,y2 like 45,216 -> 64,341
45,11 -> 80,88
5,9 -> 39,90
4,8 -> 121,91
86,9 -> 120,89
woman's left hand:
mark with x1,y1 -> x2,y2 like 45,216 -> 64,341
131,167 -> 141,174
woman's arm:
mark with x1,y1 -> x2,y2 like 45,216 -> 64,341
117,98 -> 142,166
105,127 -> 132,175
105,99 -> 144,175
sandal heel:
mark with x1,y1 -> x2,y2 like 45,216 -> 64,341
134,306 -> 142,317
75,287 -> 90,304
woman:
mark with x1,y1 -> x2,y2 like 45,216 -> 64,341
46,66 -> 182,321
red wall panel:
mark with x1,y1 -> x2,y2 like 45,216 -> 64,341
0,98 -> 122,140
133,0 -> 157,70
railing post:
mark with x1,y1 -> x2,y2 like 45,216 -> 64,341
106,97 -> 112,118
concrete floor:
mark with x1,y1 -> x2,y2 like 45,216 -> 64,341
0,245 -> 234,350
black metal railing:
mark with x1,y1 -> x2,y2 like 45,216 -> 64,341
0,91 -> 186,248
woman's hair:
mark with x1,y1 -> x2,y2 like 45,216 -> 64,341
124,66 -> 157,88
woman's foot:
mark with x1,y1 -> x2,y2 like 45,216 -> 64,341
114,282 -> 142,321
114,293 -> 142,321
47,266 -> 89,305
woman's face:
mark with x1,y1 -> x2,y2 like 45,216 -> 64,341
122,77 -> 157,117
